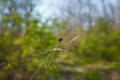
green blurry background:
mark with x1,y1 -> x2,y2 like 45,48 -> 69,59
0,0 -> 120,80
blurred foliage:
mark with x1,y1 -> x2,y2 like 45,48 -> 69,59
0,0 -> 120,80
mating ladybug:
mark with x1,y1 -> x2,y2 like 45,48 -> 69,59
58,38 -> 63,42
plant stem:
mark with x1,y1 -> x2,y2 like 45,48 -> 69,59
42,42 -> 61,80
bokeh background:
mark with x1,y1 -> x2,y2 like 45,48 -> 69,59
0,0 -> 120,80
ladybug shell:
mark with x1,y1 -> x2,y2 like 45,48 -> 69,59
58,38 -> 63,42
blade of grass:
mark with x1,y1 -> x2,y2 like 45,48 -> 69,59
42,42 -> 61,80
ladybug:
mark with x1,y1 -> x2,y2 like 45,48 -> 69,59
58,38 -> 63,42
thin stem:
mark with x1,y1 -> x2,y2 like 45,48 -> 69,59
28,55 -> 50,80
42,42 -> 61,80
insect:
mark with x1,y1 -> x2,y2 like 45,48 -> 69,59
58,38 -> 63,42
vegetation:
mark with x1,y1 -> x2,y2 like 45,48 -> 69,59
0,0 -> 120,80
